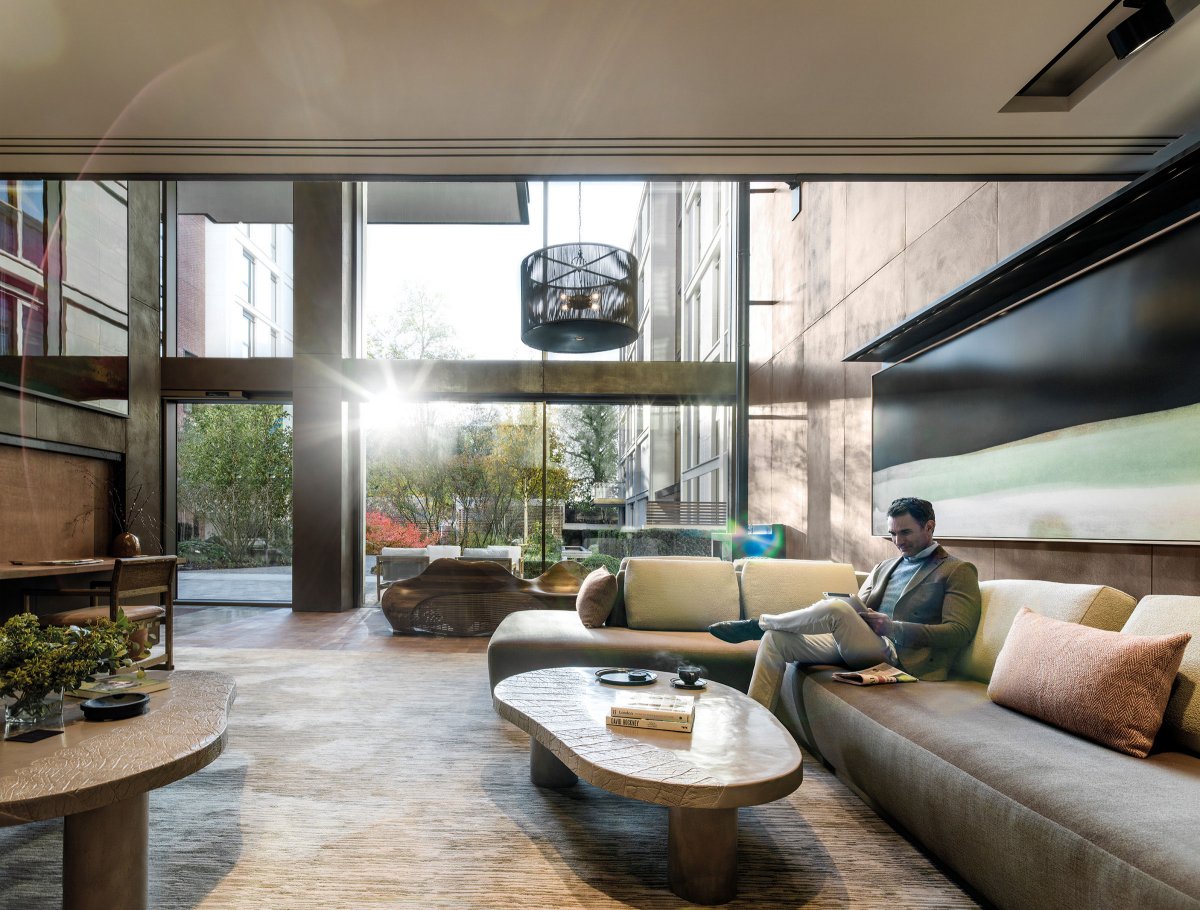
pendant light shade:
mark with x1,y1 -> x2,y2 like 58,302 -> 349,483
520,242 -> 639,353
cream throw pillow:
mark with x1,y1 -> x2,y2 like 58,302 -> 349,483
988,607 -> 1191,758
623,559 -> 740,631
576,567 -> 618,628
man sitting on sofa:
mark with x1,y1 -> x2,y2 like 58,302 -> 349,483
709,497 -> 981,709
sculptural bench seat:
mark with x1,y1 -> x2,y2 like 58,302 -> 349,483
380,558 -> 586,636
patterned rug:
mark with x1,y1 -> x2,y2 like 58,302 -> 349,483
0,646 -> 980,909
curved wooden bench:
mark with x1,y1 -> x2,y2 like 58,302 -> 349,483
381,559 -> 584,636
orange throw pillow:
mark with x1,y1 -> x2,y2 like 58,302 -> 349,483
988,607 -> 1191,758
576,567 -> 618,628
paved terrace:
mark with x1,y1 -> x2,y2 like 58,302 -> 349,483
178,566 -> 379,604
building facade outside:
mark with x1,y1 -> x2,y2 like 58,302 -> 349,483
618,181 -> 734,536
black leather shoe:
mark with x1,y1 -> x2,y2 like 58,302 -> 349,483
708,619 -> 765,643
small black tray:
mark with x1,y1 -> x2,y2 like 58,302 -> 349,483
595,668 -> 658,686
81,693 -> 150,721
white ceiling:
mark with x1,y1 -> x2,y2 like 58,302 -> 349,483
3,0 -> 1199,178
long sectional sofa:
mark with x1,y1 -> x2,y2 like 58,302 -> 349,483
487,558 -> 1200,910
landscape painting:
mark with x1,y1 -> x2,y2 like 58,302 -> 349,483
872,216 -> 1200,543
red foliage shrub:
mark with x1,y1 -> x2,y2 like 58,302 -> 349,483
365,511 -> 440,554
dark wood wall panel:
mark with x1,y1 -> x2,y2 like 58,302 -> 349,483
0,444 -> 113,561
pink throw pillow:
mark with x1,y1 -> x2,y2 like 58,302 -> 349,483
988,607 -> 1191,757
576,567 -> 618,628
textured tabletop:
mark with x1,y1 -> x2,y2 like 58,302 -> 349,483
493,667 -> 803,809
0,670 -> 236,825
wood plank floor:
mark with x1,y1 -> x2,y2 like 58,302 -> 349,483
176,604 -> 489,654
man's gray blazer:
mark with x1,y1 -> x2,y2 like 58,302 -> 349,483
858,546 -> 981,679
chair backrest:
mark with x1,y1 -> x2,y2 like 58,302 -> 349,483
111,556 -> 177,599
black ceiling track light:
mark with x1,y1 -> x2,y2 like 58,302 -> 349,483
1108,0 -> 1175,59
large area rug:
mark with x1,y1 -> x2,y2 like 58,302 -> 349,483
0,646 -> 979,909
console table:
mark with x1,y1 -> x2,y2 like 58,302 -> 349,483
0,670 -> 235,910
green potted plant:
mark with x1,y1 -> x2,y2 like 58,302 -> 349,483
1,611 -> 137,736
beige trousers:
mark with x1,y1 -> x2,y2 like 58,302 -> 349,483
747,599 -> 890,710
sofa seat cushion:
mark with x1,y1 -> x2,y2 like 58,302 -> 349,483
795,670 -> 1200,909
487,610 -> 759,691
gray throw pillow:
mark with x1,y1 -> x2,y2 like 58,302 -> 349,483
577,567 -> 618,628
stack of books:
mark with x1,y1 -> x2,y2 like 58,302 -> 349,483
606,692 -> 697,733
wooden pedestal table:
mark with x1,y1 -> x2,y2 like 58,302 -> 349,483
0,671 -> 236,910
493,667 -> 804,904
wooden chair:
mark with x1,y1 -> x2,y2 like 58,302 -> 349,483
33,556 -> 177,671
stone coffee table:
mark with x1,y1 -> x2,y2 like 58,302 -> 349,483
492,666 -> 804,904
0,670 -> 236,910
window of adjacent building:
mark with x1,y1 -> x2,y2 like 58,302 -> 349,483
62,181 -> 129,358
240,251 -> 254,306
0,288 -> 45,355
1,180 -> 46,267
171,181 -> 295,358
241,310 -> 254,358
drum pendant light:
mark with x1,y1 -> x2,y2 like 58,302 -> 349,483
520,185 -> 639,354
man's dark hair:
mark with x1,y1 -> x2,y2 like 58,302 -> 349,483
888,497 -> 935,525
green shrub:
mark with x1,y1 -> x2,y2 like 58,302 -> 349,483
581,553 -> 621,575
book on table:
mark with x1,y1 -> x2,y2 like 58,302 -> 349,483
610,692 -> 697,722
606,714 -> 694,733
68,669 -> 171,698
831,662 -> 917,686
607,692 -> 697,733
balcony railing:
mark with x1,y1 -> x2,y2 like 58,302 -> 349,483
645,501 -> 727,526
591,482 -> 623,502
565,502 -> 622,525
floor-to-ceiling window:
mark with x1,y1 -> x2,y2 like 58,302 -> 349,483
162,178 -> 743,609
166,182 -> 294,604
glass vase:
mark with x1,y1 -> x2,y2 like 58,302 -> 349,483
3,687 -> 66,738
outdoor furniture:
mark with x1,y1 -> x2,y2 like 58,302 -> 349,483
462,546 -> 523,575
381,559 -> 583,636
32,556 -> 177,671
374,547 -> 430,603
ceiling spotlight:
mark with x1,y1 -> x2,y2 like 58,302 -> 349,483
1108,0 -> 1174,60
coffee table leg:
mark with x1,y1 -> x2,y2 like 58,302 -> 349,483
668,806 -> 738,905
529,737 -> 577,788
63,792 -> 149,910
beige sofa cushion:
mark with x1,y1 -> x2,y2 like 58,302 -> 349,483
623,559 -> 740,631
988,608 -> 1190,757
576,567 -> 618,628
611,556 -> 720,627
1123,595 -> 1200,755
738,558 -> 860,620
956,579 -> 1136,683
